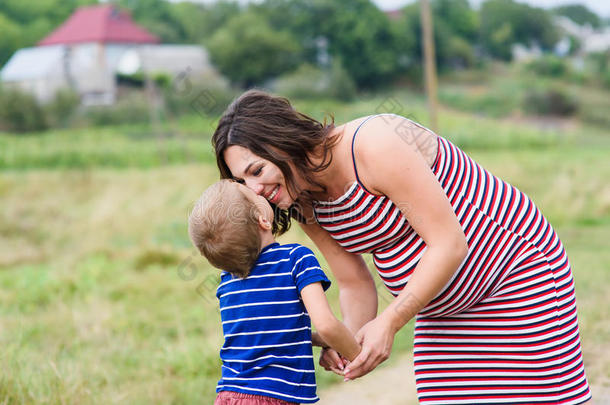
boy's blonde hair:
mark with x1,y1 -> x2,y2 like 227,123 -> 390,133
188,180 -> 261,278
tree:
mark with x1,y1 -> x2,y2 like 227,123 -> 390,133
0,0 -> 95,67
553,4 -> 601,28
114,0 -> 184,43
0,13 -> 22,66
480,0 -> 559,61
206,11 -> 301,87
433,0 -> 478,42
249,0 -> 325,66
176,1 -> 240,45
253,0 -> 404,89
395,0 -> 478,73
113,0 -> 241,44
323,0 -> 402,88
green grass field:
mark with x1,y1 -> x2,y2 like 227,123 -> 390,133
1,90 -> 609,403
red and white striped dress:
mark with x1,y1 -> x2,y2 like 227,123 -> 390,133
313,116 -> 592,404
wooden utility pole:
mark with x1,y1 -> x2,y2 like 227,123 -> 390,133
421,0 -> 439,133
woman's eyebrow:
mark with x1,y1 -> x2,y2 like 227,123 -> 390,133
243,160 -> 261,175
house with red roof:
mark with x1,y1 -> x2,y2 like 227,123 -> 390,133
38,4 -> 160,47
1,5 -> 221,105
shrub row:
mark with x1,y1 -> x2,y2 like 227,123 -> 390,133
0,87 -> 79,133
0,78 -> 236,134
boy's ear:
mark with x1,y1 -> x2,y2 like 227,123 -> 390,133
258,215 -> 272,231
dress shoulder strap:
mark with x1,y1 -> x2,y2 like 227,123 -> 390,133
350,114 -> 382,195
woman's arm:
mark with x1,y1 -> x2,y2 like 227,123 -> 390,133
301,282 -> 361,361
343,117 -> 468,380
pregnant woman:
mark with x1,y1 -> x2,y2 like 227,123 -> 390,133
211,90 -> 591,404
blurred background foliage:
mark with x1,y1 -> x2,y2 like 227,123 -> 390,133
1,0 -> 610,132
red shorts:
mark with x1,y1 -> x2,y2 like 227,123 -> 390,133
214,391 -> 299,405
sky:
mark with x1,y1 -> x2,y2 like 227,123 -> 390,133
373,0 -> 610,16
174,0 -> 610,18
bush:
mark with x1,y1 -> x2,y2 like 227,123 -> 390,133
84,92 -> 151,126
523,87 -> 578,116
579,103 -> 610,128
439,87 -> 520,117
133,249 -> 181,271
271,64 -> 327,99
116,72 -> 172,89
602,70 -> 610,90
525,55 -> 570,78
163,73 -> 235,118
116,72 -> 145,87
152,72 -> 172,89
587,51 -> 609,74
271,61 -> 357,102
0,86 -> 48,133
44,89 -> 80,128
445,36 -> 476,70
578,88 -> 610,127
329,60 -> 358,101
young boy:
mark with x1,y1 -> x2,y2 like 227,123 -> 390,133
188,179 -> 361,405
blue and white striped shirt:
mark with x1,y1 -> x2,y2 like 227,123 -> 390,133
216,242 -> 331,403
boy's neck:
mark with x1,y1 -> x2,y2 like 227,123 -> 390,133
260,232 -> 276,251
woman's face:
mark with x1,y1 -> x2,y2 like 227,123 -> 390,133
223,145 -> 296,210
234,182 -> 275,224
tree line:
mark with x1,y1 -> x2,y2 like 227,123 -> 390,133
0,0 -> 606,90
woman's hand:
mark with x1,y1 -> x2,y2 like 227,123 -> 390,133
319,347 -> 348,376
342,316 -> 396,380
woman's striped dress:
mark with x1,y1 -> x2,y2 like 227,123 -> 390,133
313,116 -> 591,404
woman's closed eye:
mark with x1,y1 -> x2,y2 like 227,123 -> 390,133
253,166 -> 263,176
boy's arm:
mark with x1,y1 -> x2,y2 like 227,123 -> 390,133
311,331 -> 329,349
301,282 -> 361,362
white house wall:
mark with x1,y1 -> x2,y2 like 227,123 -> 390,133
105,44 -> 136,71
2,42 -> 222,105
69,43 -> 114,104
138,45 -> 211,76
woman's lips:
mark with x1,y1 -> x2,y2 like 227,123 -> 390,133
268,185 -> 280,205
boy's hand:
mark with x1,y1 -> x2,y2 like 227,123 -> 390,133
319,347 -> 346,376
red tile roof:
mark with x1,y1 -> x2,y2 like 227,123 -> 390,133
39,4 -> 159,46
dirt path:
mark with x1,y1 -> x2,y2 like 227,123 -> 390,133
317,352 -> 418,405
318,352 -> 610,404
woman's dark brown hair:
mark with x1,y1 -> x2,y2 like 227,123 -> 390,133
212,89 -> 339,235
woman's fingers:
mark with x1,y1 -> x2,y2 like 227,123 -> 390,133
342,344 -> 371,380
343,318 -> 394,380
344,346 -> 388,379
354,328 -> 365,344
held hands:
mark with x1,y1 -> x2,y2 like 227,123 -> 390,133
319,347 -> 349,375
315,331 -> 349,375
342,316 -> 396,380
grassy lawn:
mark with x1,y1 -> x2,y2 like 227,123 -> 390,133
1,90 -> 609,403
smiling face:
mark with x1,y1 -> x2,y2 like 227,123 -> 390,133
234,182 -> 275,225
224,145 -> 298,210
212,90 -> 339,236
